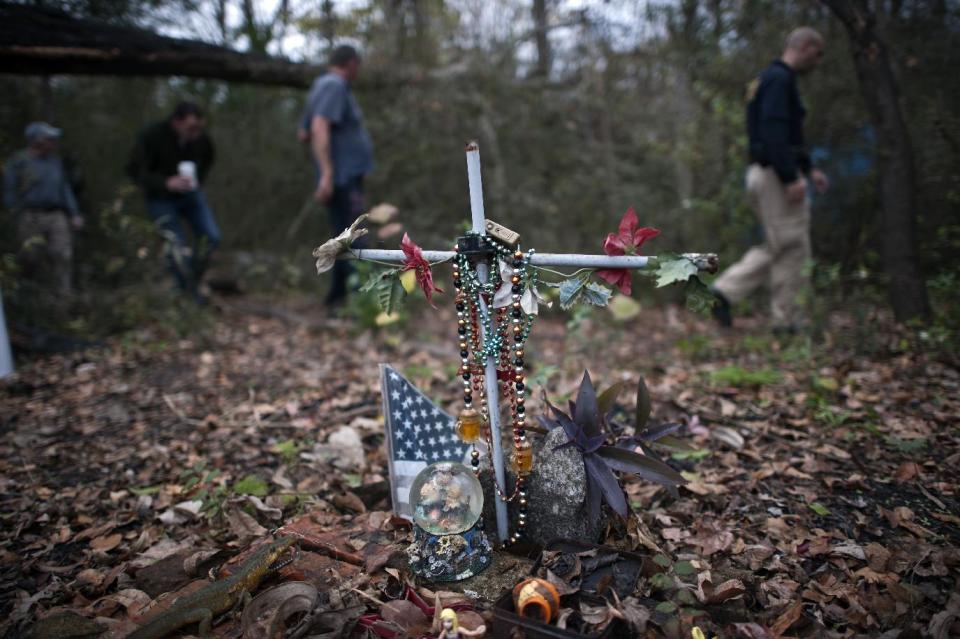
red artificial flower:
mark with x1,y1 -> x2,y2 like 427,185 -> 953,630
595,207 -> 660,296
401,233 -> 442,306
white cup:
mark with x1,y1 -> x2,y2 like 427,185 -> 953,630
177,161 -> 198,190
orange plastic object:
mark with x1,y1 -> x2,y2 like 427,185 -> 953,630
512,577 -> 561,623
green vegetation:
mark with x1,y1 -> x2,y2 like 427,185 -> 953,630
232,474 -> 269,498
709,365 -> 782,387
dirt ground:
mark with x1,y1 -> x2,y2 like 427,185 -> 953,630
1,294 -> 958,638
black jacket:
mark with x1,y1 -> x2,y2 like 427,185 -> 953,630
126,120 -> 214,199
746,60 -> 811,184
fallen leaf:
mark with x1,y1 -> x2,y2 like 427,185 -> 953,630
727,623 -> 773,638
926,591 -> 960,639
381,599 -> 429,634
90,533 -> 123,552
829,541 -> 866,561
696,571 -> 746,605
770,601 -> 803,637
864,543 -> 891,572
225,507 -> 268,541
332,491 -> 366,514
711,426 -> 745,449
892,461 -> 921,482
75,568 -> 105,589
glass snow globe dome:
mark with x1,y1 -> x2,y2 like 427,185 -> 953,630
410,462 -> 484,535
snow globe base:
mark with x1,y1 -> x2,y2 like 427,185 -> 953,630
407,521 -> 492,582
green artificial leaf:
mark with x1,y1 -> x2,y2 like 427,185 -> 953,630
558,276 -> 587,310
360,268 -> 396,293
636,376 -> 652,430
685,276 -> 716,315
809,502 -> 831,516
674,560 -> 696,576
655,256 -> 698,288
581,282 -> 613,307
607,295 -> 641,321
359,267 -> 408,315
377,276 -> 405,315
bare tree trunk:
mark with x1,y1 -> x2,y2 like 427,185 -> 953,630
822,0 -> 931,322
531,0 -> 552,78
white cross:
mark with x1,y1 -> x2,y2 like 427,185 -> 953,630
355,144 -> 716,542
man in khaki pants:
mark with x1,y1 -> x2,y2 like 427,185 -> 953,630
713,28 -> 829,331
3,122 -> 84,304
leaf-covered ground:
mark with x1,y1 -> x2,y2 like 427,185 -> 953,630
2,295 -> 958,638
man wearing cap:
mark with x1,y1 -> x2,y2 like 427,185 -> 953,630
3,122 -> 84,299
298,44 -> 374,307
127,101 -> 219,300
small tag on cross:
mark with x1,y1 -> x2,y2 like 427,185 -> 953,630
485,219 -> 520,246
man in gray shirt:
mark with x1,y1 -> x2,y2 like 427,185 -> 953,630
298,45 -> 374,306
3,122 -> 84,299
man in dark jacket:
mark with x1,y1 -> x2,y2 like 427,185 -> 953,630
127,102 -> 220,298
712,27 -> 829,331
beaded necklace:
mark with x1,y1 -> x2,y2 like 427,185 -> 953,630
451,234 -> 536,546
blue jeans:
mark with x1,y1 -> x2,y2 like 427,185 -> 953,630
147,190 -> 221,292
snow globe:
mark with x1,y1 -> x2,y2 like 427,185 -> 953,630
407,462 -> 491,581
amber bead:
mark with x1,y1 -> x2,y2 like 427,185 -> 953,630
457,408 -> 482,443
512,440 -> 534,474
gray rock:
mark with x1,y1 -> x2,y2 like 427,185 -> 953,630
523,427 -> 606,546
476,427 -> 606,546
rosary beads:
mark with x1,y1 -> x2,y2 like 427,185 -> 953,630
452,234 -> 536,546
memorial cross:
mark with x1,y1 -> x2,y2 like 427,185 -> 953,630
346,143 -> 717,542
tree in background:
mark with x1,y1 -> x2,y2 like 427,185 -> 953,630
2,0 -> 957,331
821,0 -> 931,322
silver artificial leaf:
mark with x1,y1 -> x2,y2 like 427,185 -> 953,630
493,259 -> 549,315
312,214 -> 369,274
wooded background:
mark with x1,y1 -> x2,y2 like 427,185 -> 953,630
1,0 -> 957,326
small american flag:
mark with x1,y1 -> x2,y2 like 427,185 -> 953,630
380,364 -> 471,520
